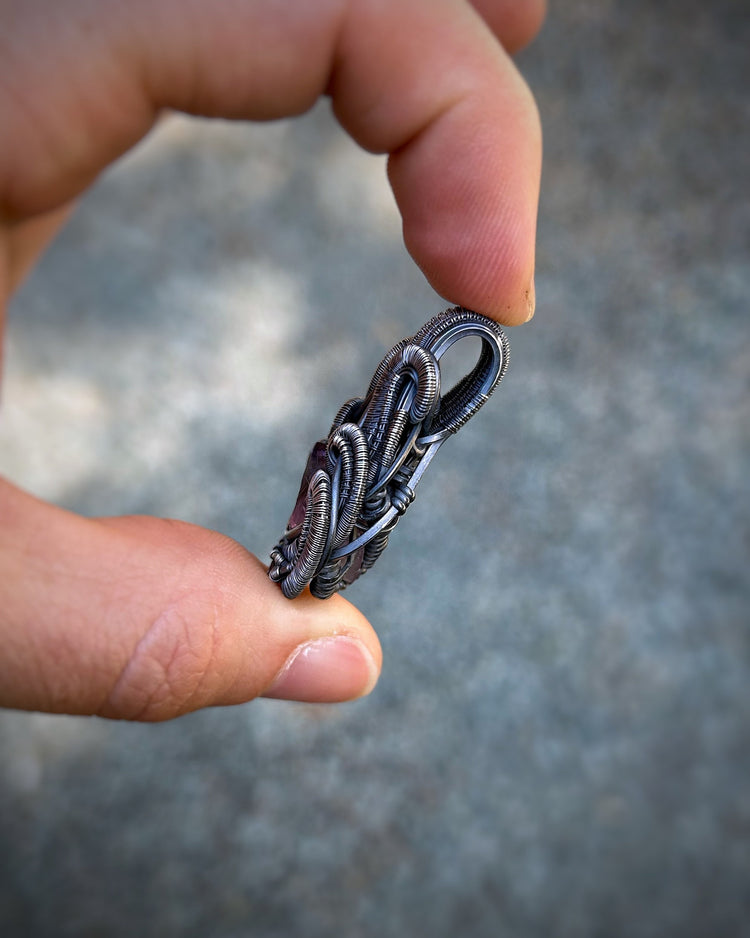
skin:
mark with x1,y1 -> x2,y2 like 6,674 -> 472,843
0,0 -> 544,720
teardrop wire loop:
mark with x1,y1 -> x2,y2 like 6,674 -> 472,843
268,307 -> 509,598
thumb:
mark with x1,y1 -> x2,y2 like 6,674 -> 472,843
0,479 -> 381,721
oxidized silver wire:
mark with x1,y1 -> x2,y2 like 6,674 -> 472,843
269,307 -> 510,599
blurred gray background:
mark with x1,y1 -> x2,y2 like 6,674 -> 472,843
1,1 -> 748,936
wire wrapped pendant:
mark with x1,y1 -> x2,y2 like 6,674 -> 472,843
269,307 -> 510,598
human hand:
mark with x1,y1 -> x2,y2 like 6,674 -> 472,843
0,0 -> 544,719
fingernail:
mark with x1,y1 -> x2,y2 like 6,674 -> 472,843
524,276 -> 536,322
263,636 -> 379,703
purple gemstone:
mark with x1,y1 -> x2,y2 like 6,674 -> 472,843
287,440 -> 328,531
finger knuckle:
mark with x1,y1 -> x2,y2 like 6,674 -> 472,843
101,588 -> 224,721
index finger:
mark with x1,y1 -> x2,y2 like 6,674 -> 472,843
331,0 -> 541,322
0,0 -> 541,322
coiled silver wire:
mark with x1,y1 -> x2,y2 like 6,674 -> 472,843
269,307 -> 510,599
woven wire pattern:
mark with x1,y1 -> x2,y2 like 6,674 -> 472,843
269,307 -> 509,598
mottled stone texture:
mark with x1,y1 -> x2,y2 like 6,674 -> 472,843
1,1 -> 748,936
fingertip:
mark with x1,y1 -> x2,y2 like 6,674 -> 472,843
262,633 -> 380,703
253,567 -> 383,685
394,163 -> 538,325
386,70 -> 541,326
402,217 -> 537,326
250,569 -> 382,704
470,0 -> 547,54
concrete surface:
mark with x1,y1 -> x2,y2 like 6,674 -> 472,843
1,1 -> 748,936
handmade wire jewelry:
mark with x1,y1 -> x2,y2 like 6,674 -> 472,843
269,307 -> 509,598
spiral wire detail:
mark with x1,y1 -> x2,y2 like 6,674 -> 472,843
268,307 -> 509,598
